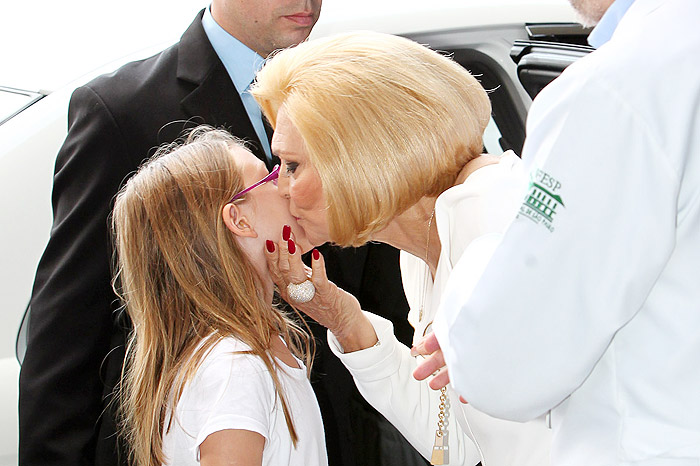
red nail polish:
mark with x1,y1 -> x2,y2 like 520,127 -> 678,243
312,249 -> 320,260
266,240 -> 275,253
282,225 -> 291,241
287,239 -> 296,254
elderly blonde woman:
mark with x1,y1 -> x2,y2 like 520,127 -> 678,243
252,32 -> 551,466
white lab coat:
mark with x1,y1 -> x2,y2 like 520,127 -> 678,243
435,0 -> 700,465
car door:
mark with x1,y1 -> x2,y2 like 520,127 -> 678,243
511,37 -> 595,99
404,22 -> 592,157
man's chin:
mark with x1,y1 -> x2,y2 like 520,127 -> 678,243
277,29 -> 314,49
573,10 -> 601,28
568,0 -> 608,27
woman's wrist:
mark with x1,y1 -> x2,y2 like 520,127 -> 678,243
332,312 -> 379,353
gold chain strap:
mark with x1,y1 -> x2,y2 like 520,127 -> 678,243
430,386 -> 449,464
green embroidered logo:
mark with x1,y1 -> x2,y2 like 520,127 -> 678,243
519,169 -> 564,232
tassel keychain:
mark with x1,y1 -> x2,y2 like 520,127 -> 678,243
430,387 -> 449,464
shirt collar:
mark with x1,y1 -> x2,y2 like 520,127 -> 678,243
201,6 -> 265,93
587,0 -> 636,48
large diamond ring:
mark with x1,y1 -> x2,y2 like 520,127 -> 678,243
286,280 -> 316,304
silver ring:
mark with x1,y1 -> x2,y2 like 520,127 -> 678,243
286,280 -> 315,304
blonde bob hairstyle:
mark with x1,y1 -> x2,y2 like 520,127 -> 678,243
112,127 -> 311,466
252,31 -> 491,247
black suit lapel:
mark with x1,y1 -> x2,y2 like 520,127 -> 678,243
175,10 -> 271,167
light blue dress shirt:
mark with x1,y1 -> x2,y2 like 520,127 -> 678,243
587,0 -> 636,48
201,7 -> 272,162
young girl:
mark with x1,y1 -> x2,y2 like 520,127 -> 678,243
112,127 -> 326,466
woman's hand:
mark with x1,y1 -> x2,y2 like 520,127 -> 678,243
412,332 -> 468,403
265,226 -> 378,353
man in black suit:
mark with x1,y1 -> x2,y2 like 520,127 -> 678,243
19,2 -> 421,466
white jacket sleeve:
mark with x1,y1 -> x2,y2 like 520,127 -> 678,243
327,312 -> 481,465
434,68 -> 680,422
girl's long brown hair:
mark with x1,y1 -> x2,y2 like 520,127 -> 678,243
112,127 -> 312,466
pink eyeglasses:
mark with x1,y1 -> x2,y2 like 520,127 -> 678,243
229,164 -> 280,202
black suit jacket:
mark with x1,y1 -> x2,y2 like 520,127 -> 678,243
19,11 -> 415,466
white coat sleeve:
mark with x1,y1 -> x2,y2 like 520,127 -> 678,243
433,72 -> 680,422
327,312 -> 481,465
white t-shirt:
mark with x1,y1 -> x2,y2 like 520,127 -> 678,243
162,336 -> 327,466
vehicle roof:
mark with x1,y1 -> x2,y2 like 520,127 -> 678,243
312,0 -> 577,37
1,0 -> 576,93
1,0 -> 209,93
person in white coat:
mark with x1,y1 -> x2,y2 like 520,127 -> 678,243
415,0 -> 700,465
252,32 -> 552,466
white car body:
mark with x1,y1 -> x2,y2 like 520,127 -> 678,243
0,1 -> 577,464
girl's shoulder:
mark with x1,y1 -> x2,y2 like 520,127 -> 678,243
207,335 -> 254,355
176,336 -> 277,412
188,336 -> 274,391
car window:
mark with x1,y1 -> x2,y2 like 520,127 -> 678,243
483,117 -> 504,155
0,87 -> 43,126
